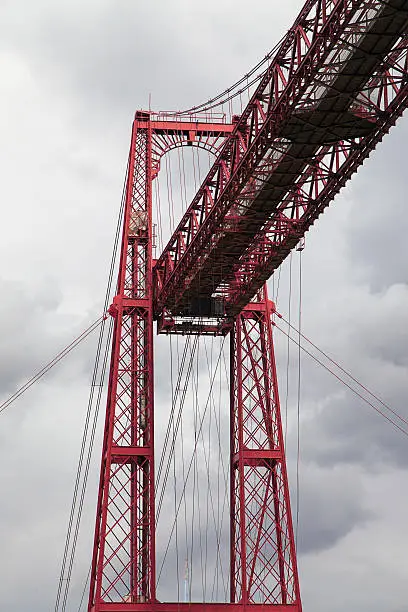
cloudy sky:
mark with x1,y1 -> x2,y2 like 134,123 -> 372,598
0,1 -> 407,611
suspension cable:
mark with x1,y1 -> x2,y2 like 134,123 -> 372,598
55,153 -> 129,611
284,253 -> 293,444
0,316 -> 104,416
157,337 -> 226,585
274,322 -> 408,439
191,339 -> 229,600
295,251 -> 302,547
277,312 -> 408,430
177,35 -> 286,115
155,336 -> 193,490
77,564 -> 91,611
156,335 -> 200,521
59,319 -> 114,612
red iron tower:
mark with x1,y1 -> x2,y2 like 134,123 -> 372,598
88,0 -> 408,610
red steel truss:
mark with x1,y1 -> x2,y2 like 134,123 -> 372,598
88,116 -> 234,609
89,118 -> 157,607
154,0 -> 408,319
88,0 -> 408,611
230,293 -> 300,608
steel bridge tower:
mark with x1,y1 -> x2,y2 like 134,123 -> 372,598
88,113 -> 300,611
87,0 -> 408,610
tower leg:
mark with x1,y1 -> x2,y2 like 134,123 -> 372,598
88,114 -> 155,610
230,287 -> 301,609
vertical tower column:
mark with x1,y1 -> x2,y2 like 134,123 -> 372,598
230,287 -> 301,610
88,112 -> 155,610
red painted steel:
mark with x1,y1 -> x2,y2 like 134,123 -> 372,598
154,0 -> 408,319
89,115 -> 156,609
230,290 -> 300,609
95,604 -> 299,612
88,0 -> 408,610
89,114 -> 233,610
148,113 -> 235,178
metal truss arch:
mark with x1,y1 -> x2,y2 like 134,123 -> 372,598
152,137 -> 224,180
138,111 -> 235,179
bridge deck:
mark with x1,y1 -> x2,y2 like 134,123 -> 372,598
155,0 -> 408,320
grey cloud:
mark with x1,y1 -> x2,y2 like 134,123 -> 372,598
300,386 -> 408,469
295,464 -> 372,555
0,276 -> 101,395
1,0 -> 408,610
282,232 -> 408,471
0,0 -> 305,119
0,374 -> 103,611
347,115 -> 408,292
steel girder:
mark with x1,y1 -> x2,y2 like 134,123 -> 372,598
89,118 -> 157,608
153,0 -> 408,319
88,115 -> 234,609
88,115 -> 301,611
88,1 -> 408,610
230,293 -> 301,608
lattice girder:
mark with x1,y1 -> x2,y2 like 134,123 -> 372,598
154,0 -> 408,318
230,296 -> 301,609
88,113 -> 234,610
89,117 -> 156,609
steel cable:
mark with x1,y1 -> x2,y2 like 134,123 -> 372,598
59,318 -> 114,611
157,337 -> 226,585
190,339 -> 230,601
170,335 -> 181,602
284,253 -> 293,444
274,322 -> 408,439
278,312 -> 408,430
77,564 -> 91,611
155,336 -> 193,491
55,153 -> 129,610
295,251 -> 302,547
156,335 -> 199,521
177,36 -> 285,115
0,316 -> 104,416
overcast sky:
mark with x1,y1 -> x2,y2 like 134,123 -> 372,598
0,1 -> 407,611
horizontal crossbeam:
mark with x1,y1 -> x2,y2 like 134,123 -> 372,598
95,604 -> 301,611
